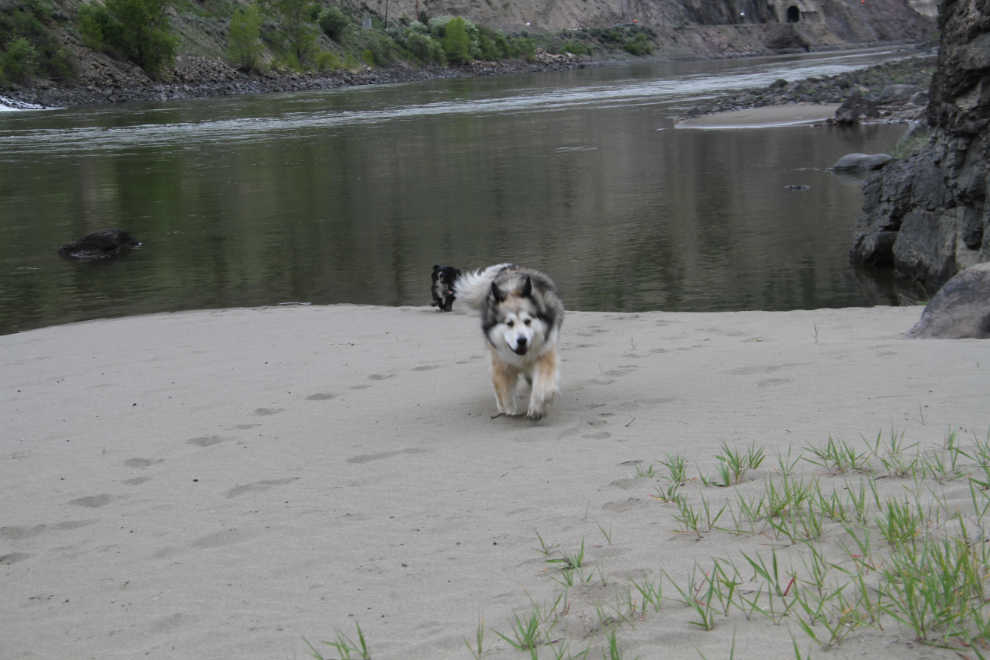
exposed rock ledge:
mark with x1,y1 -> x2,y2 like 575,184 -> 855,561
850,0 -> 990,293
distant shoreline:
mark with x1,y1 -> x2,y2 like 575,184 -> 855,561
0,39 -> 927,112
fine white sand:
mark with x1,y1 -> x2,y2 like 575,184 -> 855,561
2,304 -> 988,660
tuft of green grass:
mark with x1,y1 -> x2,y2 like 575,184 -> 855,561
306,622 -> 371,660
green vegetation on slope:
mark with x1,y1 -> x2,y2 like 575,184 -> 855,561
1,0 -> 665,86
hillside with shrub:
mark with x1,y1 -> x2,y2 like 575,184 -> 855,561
1,0 -> 936,107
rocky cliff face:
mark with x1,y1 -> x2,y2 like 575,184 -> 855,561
851,0 -> 990,290
385,0 -> 932,34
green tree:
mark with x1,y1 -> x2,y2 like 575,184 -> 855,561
76,0 -> 178,74
227,3 -> 264,72
442,16 -> 471,63
259,0 -> 318,66
1,37 -> 38,82
318,5 -> 350,42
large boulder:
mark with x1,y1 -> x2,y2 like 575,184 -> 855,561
906,263 -> 990,338
831,153 -> 894,171
835,91 -> 879,124
58,229 -> 140,259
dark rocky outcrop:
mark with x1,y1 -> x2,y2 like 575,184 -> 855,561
58,229 -> 140,259
835,91 -> 879,124
906,263 -> 990,338
851,0 -> 990,290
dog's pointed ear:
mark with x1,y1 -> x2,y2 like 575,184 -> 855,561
433,265 -> 440,271
491,281 -> 506,303
520,275 -> 532,298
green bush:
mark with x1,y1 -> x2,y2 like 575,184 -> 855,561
407,20 -> 429,35
0,3 -> 77,82
507,33 -> 535,59
442,16 -> 471,63
560,40 -> 591,56
75,0 -> 178,74
427,15 -> 454,38
623,33 -> 653,55
227,3 -> 264,72
361,48 -> 374,67
259,0 -> 319,64
76,4 -> 114,50
314,49 -> 341,71
50,46 -> 73,76
405,29 -> 445,63
1,36 -> 38,82
477,24 -> 508,60
318,5 -> 349,41
22,0 -> 54,21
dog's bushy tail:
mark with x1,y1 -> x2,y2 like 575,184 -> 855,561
453,263 -> 515,310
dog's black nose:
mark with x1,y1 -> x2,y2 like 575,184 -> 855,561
516,337 -> 527,347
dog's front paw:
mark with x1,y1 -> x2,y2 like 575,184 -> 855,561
526,404 -> 546,421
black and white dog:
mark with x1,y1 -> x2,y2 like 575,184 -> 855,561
431,265 -> 462,312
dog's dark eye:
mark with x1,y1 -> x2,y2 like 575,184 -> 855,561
524,319 -> 531,326
506,320 -> 514,328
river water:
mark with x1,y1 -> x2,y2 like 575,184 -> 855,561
0,48 -> 916,335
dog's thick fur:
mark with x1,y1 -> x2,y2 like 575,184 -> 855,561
431,265 -> 461,312
455,263 -> 564,420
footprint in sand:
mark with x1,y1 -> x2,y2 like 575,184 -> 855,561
757,378 -> 793,388
583,431 -> 612,440
601,365 -> 638,377
253,407 -> 283,416
187,436 -> 228,447
346,448 -> 427,464
123,458 -> 163,468
412,365 -> 440,372
121,477 -> 152,486
235,424 -> 261,430
68,494 -> 112,508
602,498 -> 647,512
225,478 -> 298,498
305,393 -> 334,400
368,374 -> 395,381
0,552 -> 32,564
0,521 -> 95,540
189,528 -> 257,549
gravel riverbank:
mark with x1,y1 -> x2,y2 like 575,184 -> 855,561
685,52 -> 937,125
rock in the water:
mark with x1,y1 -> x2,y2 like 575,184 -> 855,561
831,153 -> 894,171
58,229 -> 140,258
906,263 -> 990,338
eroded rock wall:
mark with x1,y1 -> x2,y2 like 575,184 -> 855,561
851,0 -> 990,289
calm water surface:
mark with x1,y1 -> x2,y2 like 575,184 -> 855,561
0,48 -> 916,334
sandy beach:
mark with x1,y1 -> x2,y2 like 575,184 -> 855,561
2,302 -> 988,660
676,104 -> 841,129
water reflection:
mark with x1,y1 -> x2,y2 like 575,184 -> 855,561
0,49 -> 918,335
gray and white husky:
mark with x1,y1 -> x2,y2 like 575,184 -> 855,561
455,263 -> 564,420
